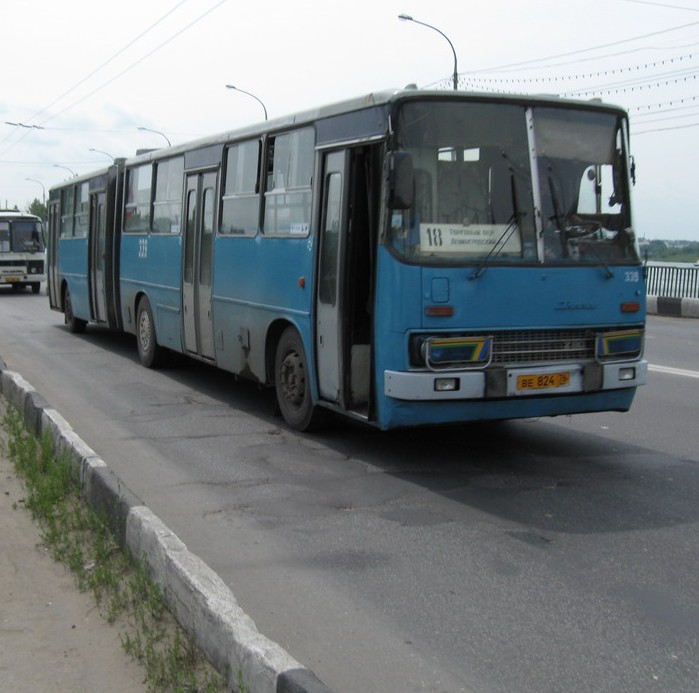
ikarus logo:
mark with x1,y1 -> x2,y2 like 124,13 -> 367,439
555,301 -> 599,311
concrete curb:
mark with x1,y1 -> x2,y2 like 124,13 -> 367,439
647,295 -> 699,319
0,365 -> 333,693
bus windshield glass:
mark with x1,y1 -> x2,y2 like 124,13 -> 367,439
533,106 -> 637,263
0,219 -> 44,253
389,100 -> 638,265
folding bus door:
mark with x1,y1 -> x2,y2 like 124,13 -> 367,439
89,191 -> 107,322
316,147 -> 375,415
316,151 -> 349,404
182,170 -> 217,360
47,201 -> 61,309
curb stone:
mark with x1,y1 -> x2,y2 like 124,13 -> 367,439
0,364 -> 333,693
647,295 -> 699,319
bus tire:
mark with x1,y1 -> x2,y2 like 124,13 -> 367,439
64,287 -> 87,334
274,327 -> 326,432
136,296 -> 165,368
31,282 -> 41,294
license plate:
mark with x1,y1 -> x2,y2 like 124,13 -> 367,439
517,371 -> 571,391
4,277 -> 20,283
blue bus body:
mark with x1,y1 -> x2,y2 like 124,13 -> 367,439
375,251 -> 645,429
48,89 -> 646,431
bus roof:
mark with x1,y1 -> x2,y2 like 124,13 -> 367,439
122,88 -> 628,166
0,210 -> 41,221
48,87 -> 629,192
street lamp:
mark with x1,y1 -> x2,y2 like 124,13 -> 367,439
137,126 -> 171,147
225,84 -> 268,121
25,177 -> 46,205
89,147 -> 115,162
398,14 -> 459,91
53,164 -> 77,178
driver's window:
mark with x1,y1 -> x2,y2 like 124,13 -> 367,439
578,164 -> 618,215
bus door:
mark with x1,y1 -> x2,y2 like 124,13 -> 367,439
182,170 -> 217,360
47,202 -> 61,309
89,191 -> 107,322
316,148 -> 374,415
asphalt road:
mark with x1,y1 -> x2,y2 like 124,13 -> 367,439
1,289 -> 697,692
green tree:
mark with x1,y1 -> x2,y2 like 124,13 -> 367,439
27,197 -> 47,221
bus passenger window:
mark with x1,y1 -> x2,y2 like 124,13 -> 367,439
60,187 -> 75,238
221,140 -> 260,236
0,222 -> 10,252
74,182 -> 89,238
153,157 -> 184,233
262,127 -> 314,236
124,164 -> 153,233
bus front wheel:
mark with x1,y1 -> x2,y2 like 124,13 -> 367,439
64,287 -> 86,334
136,296 -> 165,368
274,328 -> 326,432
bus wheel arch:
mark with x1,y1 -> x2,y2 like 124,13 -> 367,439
272,324 -> 327,432
135,294 -> 166,368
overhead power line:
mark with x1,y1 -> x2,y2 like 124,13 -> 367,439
0,0 -> 225,159
40,0 -> 226,126
471,19 -> 699,74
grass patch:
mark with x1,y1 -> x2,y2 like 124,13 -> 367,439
1,405 -> 233,693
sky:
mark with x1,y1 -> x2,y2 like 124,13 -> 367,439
1,0 -> 698,241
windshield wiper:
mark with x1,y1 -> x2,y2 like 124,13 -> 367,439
470,173 -> 523,280
570,232 -> 615,279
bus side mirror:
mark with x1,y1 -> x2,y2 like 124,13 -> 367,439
389,151 -> 414,209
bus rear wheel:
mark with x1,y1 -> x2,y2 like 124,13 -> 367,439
64,287 -> 86,334
136,296 -> 165,368
274,327 -> 326,432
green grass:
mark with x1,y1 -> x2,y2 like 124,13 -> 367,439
1,405 -> 234,693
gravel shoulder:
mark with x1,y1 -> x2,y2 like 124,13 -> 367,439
0,401 -> 147,693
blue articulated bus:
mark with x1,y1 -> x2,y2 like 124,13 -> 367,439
48,89 -> 647,431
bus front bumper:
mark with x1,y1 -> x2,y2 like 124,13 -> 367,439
384,360 -> 648,401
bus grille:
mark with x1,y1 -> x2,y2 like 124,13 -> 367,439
410,327 -> 644,369
491,329 -> 594,365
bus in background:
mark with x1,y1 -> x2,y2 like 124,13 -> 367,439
47,163 -> 124,333
47,89 -> 647,431
0,210 -> 46,293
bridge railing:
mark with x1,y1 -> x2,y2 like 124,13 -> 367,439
645,263 -> 699,299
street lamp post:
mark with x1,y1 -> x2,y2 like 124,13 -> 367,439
225,85 -> 268,121
25,178 -> 46,205
137,127 -> 171,147
53,164 -> 77,178
398,14 -> 459,91
89,147 -> 115,162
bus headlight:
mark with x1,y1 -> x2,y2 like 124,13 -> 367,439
596,329 -> 643,362
411,334 -> 493,370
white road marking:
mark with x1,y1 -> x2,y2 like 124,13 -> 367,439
649,364 -> 699,379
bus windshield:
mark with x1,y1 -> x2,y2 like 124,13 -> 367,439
0,219 -> 45,253
389,100 -> 638,265
533,107 -> 637,263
